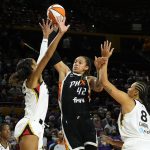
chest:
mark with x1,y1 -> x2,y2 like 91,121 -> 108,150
63,75 -> 89,96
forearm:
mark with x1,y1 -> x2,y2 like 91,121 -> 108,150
95,69 -> 103,89
92,69 -> 103,92
37,30 -> 58,64
32,32 -> 64,83
101,60 -> 114,94
46,32 -> 64,58
37,38 -> 48,64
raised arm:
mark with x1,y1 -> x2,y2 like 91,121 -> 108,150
100,41 -> 135,113
27,17 -> 70,88
88,56 -> 106,92
37,19 -> 54,64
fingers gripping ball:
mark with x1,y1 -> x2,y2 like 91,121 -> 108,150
47,4 -> 65,24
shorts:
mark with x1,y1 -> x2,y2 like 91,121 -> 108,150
62,116 -> 98,150
122,139 -> 150,150
14,117 -> 44,150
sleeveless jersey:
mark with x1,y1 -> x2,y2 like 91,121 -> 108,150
22,80 -> 49,122
118,100 -> 150,149
0,143 -> 9,150
59,72 -> 91,119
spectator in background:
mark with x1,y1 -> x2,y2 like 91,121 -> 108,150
0,123 -> 11,150
49,130 -> 67,150
101,111 -> 112,128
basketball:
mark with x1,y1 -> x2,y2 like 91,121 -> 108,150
47,4 -> 65,24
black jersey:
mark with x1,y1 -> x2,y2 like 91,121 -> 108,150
59,71 -> 91,119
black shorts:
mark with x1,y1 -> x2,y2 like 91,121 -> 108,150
62,116 -> 98,149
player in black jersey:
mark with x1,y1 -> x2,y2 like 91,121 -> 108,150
51,54 -> 106,150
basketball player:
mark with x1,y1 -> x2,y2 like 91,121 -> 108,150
98,40 -> 150,150
0,123 -> 11,150
9,17 -> 70,150
47,48 -> 106,149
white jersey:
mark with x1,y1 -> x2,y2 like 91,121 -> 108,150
0,143 -> 10,150
22,80 -> 49,123
118,100 -> 150,150
14,39 -> 49,150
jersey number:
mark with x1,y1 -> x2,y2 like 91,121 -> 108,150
141,110 -> 147,122
77,87 -> 86,95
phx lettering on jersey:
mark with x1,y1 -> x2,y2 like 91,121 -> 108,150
69,80 -> 87,104
69,80 -> 86,88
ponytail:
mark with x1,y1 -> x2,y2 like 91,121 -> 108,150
9,58 -> 33,86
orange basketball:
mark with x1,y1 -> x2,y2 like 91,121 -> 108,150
47,4 -> 65,24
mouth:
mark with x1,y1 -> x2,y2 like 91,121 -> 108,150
73,66 -> 78,70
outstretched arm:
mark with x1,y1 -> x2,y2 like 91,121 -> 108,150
27,17 -> 70,88
100,41 -> 135,113
37,19 -> 54,64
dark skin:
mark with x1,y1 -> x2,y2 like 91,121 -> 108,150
18,17 -> 70,150
0,125 -> 11,149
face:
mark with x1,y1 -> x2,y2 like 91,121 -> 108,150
0,125 -> 11,140
58,131 -> 64,139
127,82 -> 138,98
72,57 -> 89,74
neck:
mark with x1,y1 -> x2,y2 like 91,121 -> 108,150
58,138 -> 64,144
134,96 -> 142,103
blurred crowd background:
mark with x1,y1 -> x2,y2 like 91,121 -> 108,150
0,0 -> 150,149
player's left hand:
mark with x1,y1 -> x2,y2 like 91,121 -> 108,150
55,16 -> 70,34
39,19 -> 53,39
101,40 -> 114,58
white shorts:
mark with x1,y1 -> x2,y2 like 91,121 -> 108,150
14,117 -> 44,150
122,139 -> 150,150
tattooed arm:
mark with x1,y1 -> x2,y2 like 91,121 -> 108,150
89,57 -> 106,92
88,72 -> 103,92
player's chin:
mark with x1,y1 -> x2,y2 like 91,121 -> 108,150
73,68 -> 79,74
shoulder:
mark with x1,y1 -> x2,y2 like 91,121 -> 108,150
87,76 -> 96,83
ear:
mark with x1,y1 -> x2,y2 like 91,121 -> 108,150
84,66 -> 89,71
134,89 -> 139,96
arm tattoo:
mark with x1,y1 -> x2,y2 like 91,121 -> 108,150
104,85 -> 112,94
95,71 -> 101,88
97,71 -> 100,80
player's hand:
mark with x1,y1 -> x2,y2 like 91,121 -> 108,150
101,40 -> 114,58
94,56 -> 107,70
56,16 -> 70,34
39,19 -> 53,39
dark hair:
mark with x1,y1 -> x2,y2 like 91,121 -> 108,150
0,122 -> 9,132
81,56 -> 91,76
135,81 -> 150,113
9,58 -> 33,85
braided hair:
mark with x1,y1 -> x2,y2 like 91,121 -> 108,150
135,81 -> 149,113
9,58 -> 33,85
